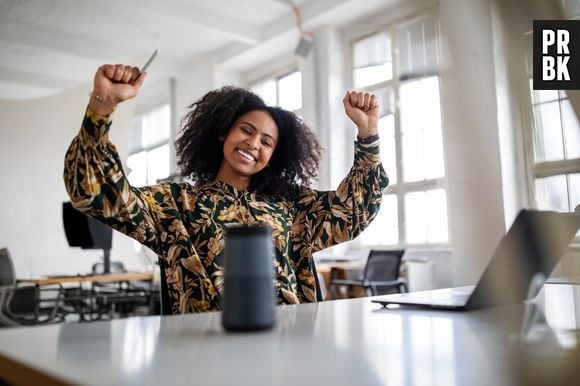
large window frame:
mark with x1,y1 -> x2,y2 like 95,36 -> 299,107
127,104 -> 172,187
522,29 -> 580,219
250,68 -> 303,115
352,12 -> 450,249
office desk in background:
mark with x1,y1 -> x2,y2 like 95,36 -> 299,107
17,272 -> 154,286
16,272 -> 155,323
0,284 -> 579,386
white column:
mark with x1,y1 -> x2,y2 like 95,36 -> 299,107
309,26 -> 349,190
439,0 -> 507,285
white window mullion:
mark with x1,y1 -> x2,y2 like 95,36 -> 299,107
391,25 -> 405,246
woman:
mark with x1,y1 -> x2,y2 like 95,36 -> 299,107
64,64 -> 389,314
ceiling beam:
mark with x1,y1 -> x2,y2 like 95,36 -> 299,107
215,0 -> 348,67
0,20 -> 187,77
0,65 -> 77,90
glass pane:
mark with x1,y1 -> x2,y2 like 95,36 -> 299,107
424,129 -> 445,180
146,145 -> 170,185
377,88 -> 394,117
251,80 -> 277,106
421,77 -> 441,130
405,191 -> 427,244
130,116 -> 142,153
397,14 -> 440,79
353,32 -> 392,87
378,114 -> 397,184
402,131 -> 424,182
278,71 -> 302,111
535,175 -> 568,212
399,79 -> 421,134
127,151 -> 147,187
529,78 -> 559,104
561,100 -> 580,159
533,102 -> 564,162
143,105 -> 170,147
570,173 -> 580,213
400,77 -> 444,182
353,63 -> 393,89
354,32 -> 391,68
361,194 -> 398,245
426,189 -> 448,243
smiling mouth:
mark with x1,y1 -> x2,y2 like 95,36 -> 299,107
236,148 -> 257,163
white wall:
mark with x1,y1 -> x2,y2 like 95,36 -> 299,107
0,84 -> 144,277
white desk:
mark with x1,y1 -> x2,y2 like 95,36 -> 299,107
0,284 -> 579,386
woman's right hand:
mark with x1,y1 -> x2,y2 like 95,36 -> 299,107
89,64 -> 147,116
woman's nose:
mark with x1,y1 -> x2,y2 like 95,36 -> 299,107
247,135 -> 260,149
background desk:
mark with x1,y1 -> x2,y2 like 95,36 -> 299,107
17,272 -> 154,286
0,284 -> 579,386
16,273 -> 155,322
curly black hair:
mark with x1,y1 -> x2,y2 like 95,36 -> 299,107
175,86 -> 322,200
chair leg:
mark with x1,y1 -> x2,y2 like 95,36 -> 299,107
329,284 -> 338,300
368,285 -> 377,297
399,282 -> 408,293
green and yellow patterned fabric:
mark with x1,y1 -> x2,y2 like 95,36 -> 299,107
64,108 -> 389,314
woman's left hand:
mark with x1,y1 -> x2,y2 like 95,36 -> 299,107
342,91 -> 379,137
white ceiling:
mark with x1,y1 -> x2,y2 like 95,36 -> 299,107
0,0 -> 401,100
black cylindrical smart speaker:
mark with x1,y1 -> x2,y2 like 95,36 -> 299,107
221,224 -> 276,331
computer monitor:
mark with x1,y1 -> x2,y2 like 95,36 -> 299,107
62,202 -> 113,273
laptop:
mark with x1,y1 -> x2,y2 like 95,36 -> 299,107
372,210 -> 580,310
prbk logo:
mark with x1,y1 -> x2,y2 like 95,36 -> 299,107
533,20 -> 579,90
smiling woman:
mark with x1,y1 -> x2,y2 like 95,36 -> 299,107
63,63 -> 389,314
175,86 -> 321,199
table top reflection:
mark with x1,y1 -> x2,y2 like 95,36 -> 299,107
0,283 -> 579,386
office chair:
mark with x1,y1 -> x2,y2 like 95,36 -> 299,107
0,248 -> 66,327
329,249 -> 408,298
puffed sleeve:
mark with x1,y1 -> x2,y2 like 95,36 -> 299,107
292,139 -> 389,253
63,107 -> 172,254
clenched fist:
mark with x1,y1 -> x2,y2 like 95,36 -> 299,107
343,91 -> 379,137
89,64 -> 147,116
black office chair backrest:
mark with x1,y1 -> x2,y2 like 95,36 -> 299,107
0,248 -> 16,287
364,249 -> 405,282
311,259 -> 324,302
158,257 -> 172,315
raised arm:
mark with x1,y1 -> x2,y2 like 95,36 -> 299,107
63,65 -> 165,253
293,91 -> 389,252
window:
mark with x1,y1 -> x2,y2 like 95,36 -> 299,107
353,31 -> 392,88
127,105 -> 171,187
526,83 -> 580,213
356,12 -> 449,247
523,21 -> 580,215
251,70 -> 303,113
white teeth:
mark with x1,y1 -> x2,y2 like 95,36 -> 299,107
237,149 -> 256,162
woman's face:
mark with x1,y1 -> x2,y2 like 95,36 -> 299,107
220,110 -> 279,178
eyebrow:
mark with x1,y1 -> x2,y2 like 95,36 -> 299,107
240,121 -> 277,142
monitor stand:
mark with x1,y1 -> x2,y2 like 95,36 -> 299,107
103,249 -> 111,274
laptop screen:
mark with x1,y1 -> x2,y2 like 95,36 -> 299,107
466,210 -> 580,309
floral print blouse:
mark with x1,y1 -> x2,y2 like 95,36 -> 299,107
64,108 -> 389,314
